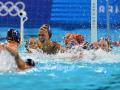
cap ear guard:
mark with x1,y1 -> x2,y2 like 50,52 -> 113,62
48,29 -> 52,39
46,24 -> 52,39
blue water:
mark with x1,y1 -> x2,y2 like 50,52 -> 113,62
0,27 -> 120,90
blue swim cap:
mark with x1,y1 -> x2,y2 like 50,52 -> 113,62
7,29 -> 20,43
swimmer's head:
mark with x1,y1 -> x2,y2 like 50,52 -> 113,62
100,36 -> 112,45
25,59 -> 35,67
28,38 -> 37,48
39,24 -> 52,39
6,29 -> 20,44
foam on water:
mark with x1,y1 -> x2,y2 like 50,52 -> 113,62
0,49 -> 16,72
82,49 -> 120,63
0,47 -> 120,73
20,48 -> 120,64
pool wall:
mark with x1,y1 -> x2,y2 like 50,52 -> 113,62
0,0 -> 120,29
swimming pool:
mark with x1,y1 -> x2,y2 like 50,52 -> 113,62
0,27 -> 120,90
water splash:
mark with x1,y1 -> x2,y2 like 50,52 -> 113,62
0,49 -> 16,72
0,47 -> 120,73
20,48 -> 120,64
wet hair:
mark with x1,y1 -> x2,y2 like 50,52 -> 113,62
25,59 -> 35,67
6,29 -> 20,43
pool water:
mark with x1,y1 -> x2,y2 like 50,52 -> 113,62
0,27 -> 120,90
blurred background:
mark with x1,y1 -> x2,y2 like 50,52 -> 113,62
0,0 -> 120,29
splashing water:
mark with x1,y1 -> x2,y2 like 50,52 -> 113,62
20,47 -> 120,64
0,47 -> 120,72
0,49 -> 16,72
